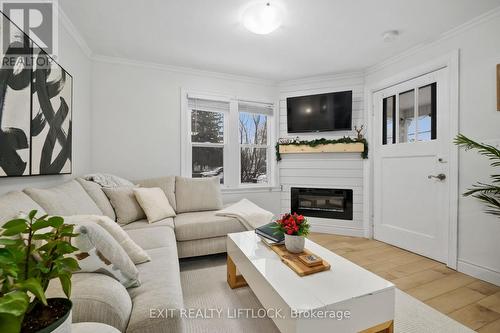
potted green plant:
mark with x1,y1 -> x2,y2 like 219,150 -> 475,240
274,213 -> 310,253
455,134 -> 500,216
0,210 -> 80,333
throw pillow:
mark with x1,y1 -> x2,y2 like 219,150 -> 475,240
134,176 -> 177,212
76,178 -> 117,221
65,215 -> 151,264
24,180 -> 103,216
102,186 -> 146,225
133,187 -> 176,223
71,222 -> 140,288
175,176 -> 223,213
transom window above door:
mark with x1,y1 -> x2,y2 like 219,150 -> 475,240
382,83 -> 436,145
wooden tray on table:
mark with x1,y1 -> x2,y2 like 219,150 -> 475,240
270,244 -> 330,276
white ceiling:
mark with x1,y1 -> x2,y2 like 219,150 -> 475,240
60,0 -> 500,81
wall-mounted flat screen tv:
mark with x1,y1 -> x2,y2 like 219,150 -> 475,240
287,90 -> 352,133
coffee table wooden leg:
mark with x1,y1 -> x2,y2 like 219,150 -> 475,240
227,255 -> 248,289
359,320 -> 393,333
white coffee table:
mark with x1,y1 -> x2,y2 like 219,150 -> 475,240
227,231 -> 395,333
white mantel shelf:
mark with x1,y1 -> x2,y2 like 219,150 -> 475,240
278,142 -> 364,154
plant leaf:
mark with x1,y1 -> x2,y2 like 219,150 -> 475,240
56,257 -> 80,272
0,239 -> 20,246
0,313 -> 24,333
2,219 -> 26,229
0,291 -> 29,317
47,216 -> 64,228
1,223 -> 27,236
14,278 -> 47,306
59,273 -> 72,298
28,210 -> 37,220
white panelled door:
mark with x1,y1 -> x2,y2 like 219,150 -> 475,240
373,68 -> 450,263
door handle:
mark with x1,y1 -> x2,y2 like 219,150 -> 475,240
428,173 -> 446,181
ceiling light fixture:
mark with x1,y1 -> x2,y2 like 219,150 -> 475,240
242,2 -> 283,35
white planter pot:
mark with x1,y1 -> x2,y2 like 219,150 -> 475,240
284,234 -> 305,253
51,310 -> 71,333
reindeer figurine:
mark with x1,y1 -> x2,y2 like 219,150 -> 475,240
354,125 -> 365,140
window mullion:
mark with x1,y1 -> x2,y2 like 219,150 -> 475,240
227,100 -> 239,188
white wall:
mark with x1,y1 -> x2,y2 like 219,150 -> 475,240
365,13 -> 500,284
90,58 -> 281,213
277,73 -> 367,236
0,19 -> 92,195
2,6 -> 497,285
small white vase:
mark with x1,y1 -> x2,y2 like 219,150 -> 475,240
284,234 -> 305,253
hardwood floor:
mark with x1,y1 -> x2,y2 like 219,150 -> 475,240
308,233 -> 500,332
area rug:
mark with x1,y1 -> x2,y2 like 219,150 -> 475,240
179,255 -> 474,333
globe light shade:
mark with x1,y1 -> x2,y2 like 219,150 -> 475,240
242,2 -> 283,35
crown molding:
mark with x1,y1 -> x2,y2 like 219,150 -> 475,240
365,5 -> 500,75
58,6 -> 92,58
278,71 -> 365,88
91,54 -> 277,86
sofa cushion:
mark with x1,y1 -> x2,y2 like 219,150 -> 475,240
135,176 -> 176,211
173,210 -> 245,241
102,186 -> 146,225
126,246 -> 184,333
76,178 -> 116,220
46,273 -> 132,332
177,236 -> 227,258
125,225 -> 176,250
0,191 -> 47,225
133,187 -> 176,223
122,218 -> 174,230
175,176 -> 222,213
24,180 -> 103,216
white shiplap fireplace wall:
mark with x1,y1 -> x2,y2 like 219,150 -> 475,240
278,73 -> 367,237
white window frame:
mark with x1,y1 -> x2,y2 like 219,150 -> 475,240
181,89 -> 276,190
237,102 -> 273,188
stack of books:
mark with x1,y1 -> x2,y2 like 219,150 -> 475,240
255,222 -> 284,246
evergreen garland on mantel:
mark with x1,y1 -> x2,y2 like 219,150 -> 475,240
275,137 -> 368,161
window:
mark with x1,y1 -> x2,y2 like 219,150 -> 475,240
238,101 -> 273,185
188,98 -> 229,184
183,93 -> 274,188
382,96 -> 395,145
382,83 -> 436,145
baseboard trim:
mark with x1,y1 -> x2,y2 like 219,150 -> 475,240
310,224 -> 365,237
457,260 -> 500,286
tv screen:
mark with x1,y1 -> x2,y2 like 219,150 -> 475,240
287,91 -> 352,133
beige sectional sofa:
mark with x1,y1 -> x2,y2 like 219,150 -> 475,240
0,176 -> 247,333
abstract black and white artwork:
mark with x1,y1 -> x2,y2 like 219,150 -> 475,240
31,48 -> 72,175
0,14 -> 72,177
0,16 -> 31,176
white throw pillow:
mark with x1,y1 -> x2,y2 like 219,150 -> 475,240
133,187 -> 176,223
65,215 -> 151,264
71,222 -> 140,288
102,186 -> 146,225
175,176 -> 223,213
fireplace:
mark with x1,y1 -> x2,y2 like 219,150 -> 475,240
291,187 -> 353,220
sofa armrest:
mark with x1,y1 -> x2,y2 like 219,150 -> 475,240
47,273 -> 132,332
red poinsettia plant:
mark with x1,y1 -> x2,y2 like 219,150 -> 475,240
274,213 -> 310,236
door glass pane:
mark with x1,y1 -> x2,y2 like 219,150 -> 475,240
241,147 -> 267,184
191,110 -> 224,143
382,96 -> 395,145
399,90 -> 416,143
192,147 -> 223,184
417,83 -> 436,141
239,112 -> 267,145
